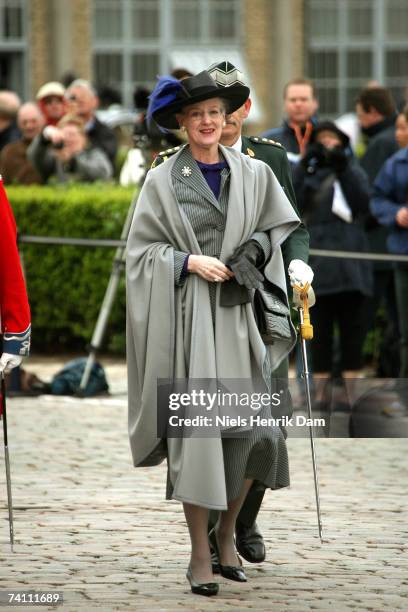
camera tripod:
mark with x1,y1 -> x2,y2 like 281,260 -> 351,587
78,194 -> 137,393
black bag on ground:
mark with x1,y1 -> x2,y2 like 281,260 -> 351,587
50,358 -> 109,396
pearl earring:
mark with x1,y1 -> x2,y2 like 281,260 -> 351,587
222,121 -> 226,127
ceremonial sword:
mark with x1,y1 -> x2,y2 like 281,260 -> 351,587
1,374 -> 14,551
293,283 -> 324,543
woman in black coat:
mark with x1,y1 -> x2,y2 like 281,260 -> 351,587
293,122 -> 373,399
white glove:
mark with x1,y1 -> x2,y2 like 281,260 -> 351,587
0,353 -> 23,375
288,259 -> 314,288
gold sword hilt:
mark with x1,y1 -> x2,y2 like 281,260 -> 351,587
293,281 -> 313,340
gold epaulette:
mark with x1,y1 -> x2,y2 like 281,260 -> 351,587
249,136 -> 282,147
151,145 -> 182,169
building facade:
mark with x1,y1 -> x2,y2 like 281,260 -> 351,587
0,0 -> 407,132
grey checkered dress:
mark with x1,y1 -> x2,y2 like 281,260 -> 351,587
167,147 -> 289,502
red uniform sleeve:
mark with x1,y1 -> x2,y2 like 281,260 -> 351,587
0,177 -> 31,355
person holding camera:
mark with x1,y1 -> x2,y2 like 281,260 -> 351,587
65,79 -> 117,171
293,122 -> 373,403
27,114 -> 112,183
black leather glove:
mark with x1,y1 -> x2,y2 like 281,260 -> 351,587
226,240 -> 264,290
219,279 -> 251,307
301,143 -> 328,174
326,146 -> 348,174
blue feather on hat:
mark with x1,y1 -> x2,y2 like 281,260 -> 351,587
147,75 -> 184,132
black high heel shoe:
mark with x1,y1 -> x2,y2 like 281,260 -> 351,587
208,529 -> 247,582
186,565 -> 219,597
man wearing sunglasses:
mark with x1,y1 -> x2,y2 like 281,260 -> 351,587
36,81 -> 66,127
65,79 -> 118,171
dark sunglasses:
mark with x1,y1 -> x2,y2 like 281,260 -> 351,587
43,95 -> 63,104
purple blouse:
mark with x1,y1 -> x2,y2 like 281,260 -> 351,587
196,159 -> 229,199
181,159 -> 229,278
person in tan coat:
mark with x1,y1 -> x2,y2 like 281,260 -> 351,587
0,102 -> 44,185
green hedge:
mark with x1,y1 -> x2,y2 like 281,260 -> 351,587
7,184 -> 383,363
8,184 -> 137,354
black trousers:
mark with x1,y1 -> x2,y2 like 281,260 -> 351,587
311,292 -> 368,372
395,265 -> 408,378
364,269 -> 400,376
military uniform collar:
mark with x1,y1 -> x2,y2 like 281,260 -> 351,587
230,136 -> 242,152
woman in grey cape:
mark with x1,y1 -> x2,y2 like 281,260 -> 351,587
126,70 -> 301,597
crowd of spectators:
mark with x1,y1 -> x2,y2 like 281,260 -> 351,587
260,77 -> 407,387
1,102 -> 44,185
27,114 -> 112,183
0,78 -> 117,185
0,71 -> 407,383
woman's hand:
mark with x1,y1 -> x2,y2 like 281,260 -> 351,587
188,255 -> 234,283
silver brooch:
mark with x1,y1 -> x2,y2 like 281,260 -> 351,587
181,166 -> 192,177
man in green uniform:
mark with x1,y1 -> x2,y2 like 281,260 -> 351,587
208,60 -> 310,566
207,60 -> 309,267
151,61 -> 311,565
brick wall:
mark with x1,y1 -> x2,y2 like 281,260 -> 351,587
29,0 -> 91,98
29,0 -> 53,96
243,0 -> 304,135
71,0 -> 92,80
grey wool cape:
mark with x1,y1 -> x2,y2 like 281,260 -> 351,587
126,144 -> 300,510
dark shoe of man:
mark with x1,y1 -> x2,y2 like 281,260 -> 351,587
235,521 -> 266,563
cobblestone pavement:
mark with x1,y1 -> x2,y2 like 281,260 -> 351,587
0,358 -> 407,611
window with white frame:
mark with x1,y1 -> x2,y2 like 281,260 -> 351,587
0,0 -> 28,97
306,0 -> 408,116
92,0 -> 241,108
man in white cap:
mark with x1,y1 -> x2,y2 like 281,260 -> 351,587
36,81 -> 66,126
